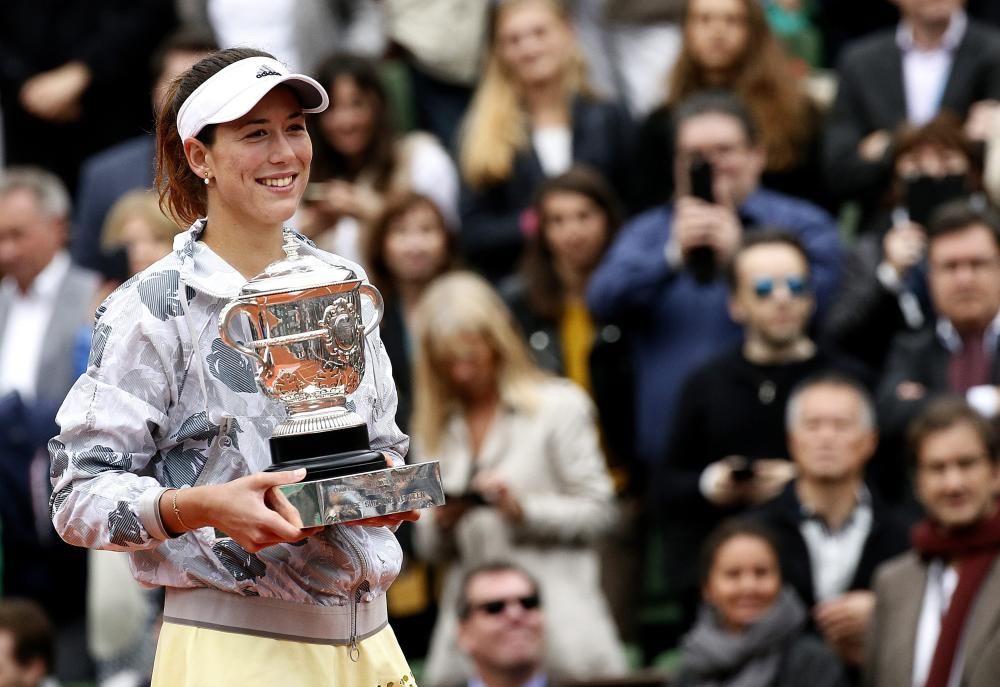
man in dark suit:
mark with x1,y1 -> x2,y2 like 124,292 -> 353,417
823,0 -> 1000,222
865,397 -> 1000,687
751,373 -> 910,668
0,167 -> 100,681
877,200 -> 1000,454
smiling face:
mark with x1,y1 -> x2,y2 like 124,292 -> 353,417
319,75 -> 377,160
540,190 -> 610,277
703,534 -> 782,633
916,421 -> 1000,530
188,86 -> 312,234
496,0 -> 574,89
685,0 -> 750,74
383,202 -> 450,287
458,569 -> 545,675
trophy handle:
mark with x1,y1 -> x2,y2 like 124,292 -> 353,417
359,284 -> 384,336
219,301 -> 265,366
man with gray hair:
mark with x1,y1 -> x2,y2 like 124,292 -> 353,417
0,166 -> 100,681
750,373 -> 910,669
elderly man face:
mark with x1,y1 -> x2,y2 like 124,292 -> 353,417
0,188 -> 66,293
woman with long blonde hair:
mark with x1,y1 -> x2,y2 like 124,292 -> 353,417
457,0 -> 633,283
631,0 -> 824,211
410,271 -> 627,684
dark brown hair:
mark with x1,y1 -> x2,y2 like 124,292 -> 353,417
907,395 -> 1000,467
521,166 -> 623,319
724,228 -> 810,293
698,519 -> 782,586
888,112 -> 982,206
308,53 -> 397,191
0,599 -> 54,672
925,197 -> 1000,251
668,0 -> 811,171
362,192 -> 459,297
155,47 -> 274,226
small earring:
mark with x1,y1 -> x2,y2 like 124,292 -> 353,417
204,175 -> 210,186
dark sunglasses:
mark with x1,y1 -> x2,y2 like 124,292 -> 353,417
752,275 -> 810,299
472,594 -> 541,616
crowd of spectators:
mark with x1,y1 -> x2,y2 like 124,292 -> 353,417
3,0 -> 1000,685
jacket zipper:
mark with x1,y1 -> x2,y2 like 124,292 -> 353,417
344,530 -> 369,662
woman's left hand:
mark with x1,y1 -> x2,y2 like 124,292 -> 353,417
472,471 -> 524,522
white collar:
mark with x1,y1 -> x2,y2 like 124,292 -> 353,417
896,10 -> 967,53
936,308 -> 1000,353
0,250 -> 70,299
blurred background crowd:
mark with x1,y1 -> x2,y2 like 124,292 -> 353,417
4,0 -> 1000,685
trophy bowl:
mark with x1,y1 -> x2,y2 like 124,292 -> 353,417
218,235 -> 445,525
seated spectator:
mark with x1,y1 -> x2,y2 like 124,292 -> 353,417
824,114 -> 980,375
588,90 -> 841,469
877,201 -> 1000,472
302,53 -> 459,265
822,0 -> 1000,227
501,166 -> 641,640
0,599 -> 55,687
457,0 -> 633,283
632,0 -> 825,212
71,28 -> 215,282
673,520 -> 849,687
0,167 -> 100,682
501,166 -> 635,491
362,192 -> 459,658
866,397 -> 1000,687
450,562 -> 547,687
660,231 -> 851,627
750,373 -> 910,668
411,272 -> 626,685
363,192 -> 460,431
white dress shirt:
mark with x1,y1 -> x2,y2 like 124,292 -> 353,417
799,488 -> 874,602
897,11 -> 968,126
532,126 -> 573,177
0,250 -> 71,401
913,561 -> 963,687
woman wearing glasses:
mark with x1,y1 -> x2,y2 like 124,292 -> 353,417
410,272 -> 627,685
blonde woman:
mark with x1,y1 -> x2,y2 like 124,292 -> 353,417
457,0 -> 633,283
411,271 -> 627,685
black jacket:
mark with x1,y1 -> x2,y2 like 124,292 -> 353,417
749,482 -> 912,610
822,20 -> 1000,221
501,277 -> 640,495
459,96 -> 634,283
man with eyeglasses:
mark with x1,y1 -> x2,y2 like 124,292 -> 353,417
451,562 -> 547,687
877,201 -> 1000,473
587,91 -> 841,476
659,231 -> 859,634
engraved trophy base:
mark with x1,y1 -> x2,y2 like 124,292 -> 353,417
265,420 -> 445,526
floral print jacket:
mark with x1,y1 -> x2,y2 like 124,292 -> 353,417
50,220 -> 407,605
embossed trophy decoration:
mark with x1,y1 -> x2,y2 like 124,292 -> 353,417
219,235 -> 444,526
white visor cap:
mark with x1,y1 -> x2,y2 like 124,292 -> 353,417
176,56 -> 329,141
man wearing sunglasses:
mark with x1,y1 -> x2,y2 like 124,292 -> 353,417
452,562 -> 547,687
660,231 -> 861,634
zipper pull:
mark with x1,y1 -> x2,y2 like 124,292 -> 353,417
349,638 -> 360,662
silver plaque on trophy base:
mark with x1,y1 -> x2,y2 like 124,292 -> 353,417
278,460 -> 446,526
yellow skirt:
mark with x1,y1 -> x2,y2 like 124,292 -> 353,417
151,620 -> 416,687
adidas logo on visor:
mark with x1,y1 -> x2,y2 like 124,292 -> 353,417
256,65 -> 281,78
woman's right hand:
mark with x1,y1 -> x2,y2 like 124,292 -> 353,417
169,469 -> 317,553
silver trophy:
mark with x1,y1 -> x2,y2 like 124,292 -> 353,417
219,236 -> 444,526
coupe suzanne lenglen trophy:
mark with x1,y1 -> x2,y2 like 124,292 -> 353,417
219,236 -> 445,526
